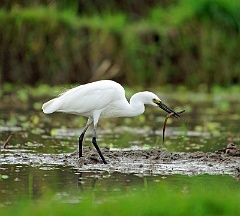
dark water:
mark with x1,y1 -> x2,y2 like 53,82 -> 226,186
0,90 -> 240,205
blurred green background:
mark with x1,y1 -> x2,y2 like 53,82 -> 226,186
0,0 -> 239,88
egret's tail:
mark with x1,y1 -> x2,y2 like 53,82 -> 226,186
42,98 -> 60,114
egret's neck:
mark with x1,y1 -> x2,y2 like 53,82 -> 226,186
124,92 -> 146,117
101,92 -> 152,118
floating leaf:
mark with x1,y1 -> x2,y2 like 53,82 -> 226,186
0,174 -> 9,179
31,115 -> 40,125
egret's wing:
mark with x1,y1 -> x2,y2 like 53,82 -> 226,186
42,80 -> 125,115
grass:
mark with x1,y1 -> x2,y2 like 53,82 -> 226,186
1,0 -> 240,87
0,178 -> 239,216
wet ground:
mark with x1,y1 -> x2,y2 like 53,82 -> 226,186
1,145 -> 240,179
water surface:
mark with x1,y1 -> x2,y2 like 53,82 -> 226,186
0,88 -> 240,205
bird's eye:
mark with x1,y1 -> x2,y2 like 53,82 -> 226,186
153,99 -> 159,103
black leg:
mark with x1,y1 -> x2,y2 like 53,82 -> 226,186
78,133 -> 85,158
78,118 -> 92,158
92,137 -> 107,164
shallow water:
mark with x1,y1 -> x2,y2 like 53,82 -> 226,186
0,164 -> 238,206
0,89 -> 240,205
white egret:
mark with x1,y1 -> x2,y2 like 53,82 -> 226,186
42,80 -> 180,164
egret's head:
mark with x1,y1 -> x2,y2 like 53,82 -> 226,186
152,96 -> 180,119
140,92 -> 160,106
132,91 -> 180,118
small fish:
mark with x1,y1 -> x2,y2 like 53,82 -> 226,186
162,110 -> 185,143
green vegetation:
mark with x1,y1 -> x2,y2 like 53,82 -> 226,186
0,0 -> 240,88
0,177 -> 239,216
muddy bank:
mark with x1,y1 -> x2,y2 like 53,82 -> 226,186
1,147 -> 239,178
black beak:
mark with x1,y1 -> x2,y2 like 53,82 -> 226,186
157,101 -> 180,119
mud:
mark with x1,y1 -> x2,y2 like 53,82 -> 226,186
1,146 -> 240,178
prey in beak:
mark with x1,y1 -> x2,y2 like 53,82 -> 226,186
153,99 -> 180,118
153,99 -> 185,143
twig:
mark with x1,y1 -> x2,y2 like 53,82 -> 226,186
163,110 -> 185,143
3,132 -> 14,149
